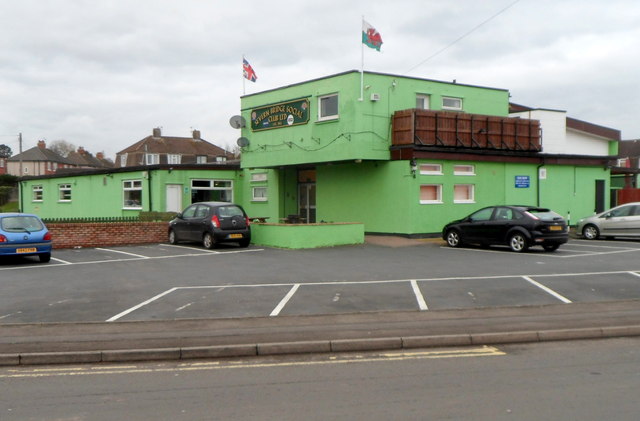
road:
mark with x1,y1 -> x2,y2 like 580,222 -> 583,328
2,337 -> 640,420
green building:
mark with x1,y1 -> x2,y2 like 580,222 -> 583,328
20,70 -> 620,237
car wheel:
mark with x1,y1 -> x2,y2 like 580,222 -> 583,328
508,233 -> 529,252
543,243 -> 560,252
39,253 -> 51,263
445,229 -> 462,248
203,232 -> 215,249
168,229 -> 178,245
582,224 -> 600,240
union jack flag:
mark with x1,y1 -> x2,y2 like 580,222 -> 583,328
243,58 -> 257,82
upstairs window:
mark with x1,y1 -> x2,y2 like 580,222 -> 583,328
442,96 -> 462,111
416,94 -> 430,110
196,155 -> 207,164
167,154 -> 181,164
420,163 -> 443,175
145,153 -> 159,165
454,164 -> 475,175
318,94 -> 339,121
120,153 -> 128,167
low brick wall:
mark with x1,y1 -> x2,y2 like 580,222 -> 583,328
47,222 -> 168,249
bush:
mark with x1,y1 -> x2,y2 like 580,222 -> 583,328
139,211 -> 178,222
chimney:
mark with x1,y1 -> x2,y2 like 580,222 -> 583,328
37,140 -> 46,149
96,152 -> 104,160
192,129 -> 201,140
77,147 -> 86,155
152,127 -> 162,138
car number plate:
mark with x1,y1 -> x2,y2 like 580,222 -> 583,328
549,225 -> 563,231
229,233 -> 243,239
16,247 -> 37,253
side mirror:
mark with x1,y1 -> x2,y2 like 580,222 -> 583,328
176,212 -> 183,219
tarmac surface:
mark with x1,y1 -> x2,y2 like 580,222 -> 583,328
2,235 -> 640,366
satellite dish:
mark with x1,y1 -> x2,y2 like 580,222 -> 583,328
229,115 -> 246,129
237,137 -> 250,147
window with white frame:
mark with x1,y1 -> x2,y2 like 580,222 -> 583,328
120,153 -> 128,167
420,184 -> 442,204
453,164 -> 475,175
252,186 -> 268,202
58,184 -> 72,202
419,163 -> 443,175
442,96 -> 462,111
318,93 -> 339,121
167,154 -> 181,164
215,156 -> 227,162
191,179 -> 233,202
196,155 -> 207,164
454,184 -> 475,203
416,94 -> 430,110
123,180 -> 143,208
32,185 -> 43,202
0,159 -> 4,168
145,153 -> 159,165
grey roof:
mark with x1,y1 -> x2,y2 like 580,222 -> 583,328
8,146 -> 71,164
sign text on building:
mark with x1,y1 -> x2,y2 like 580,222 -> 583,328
251,98 -> 310,131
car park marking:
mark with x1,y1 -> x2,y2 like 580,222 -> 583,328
95,247 -> 150,259
106,288 -> 179,322
50,256 -> 72,264
410,279 -> 429,310
521,276 -> 572,303
270,284 -> 301,316
441,242 -> 640,258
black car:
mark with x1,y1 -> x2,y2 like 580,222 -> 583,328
168,202 -> 251,248
442,205 -> 569,252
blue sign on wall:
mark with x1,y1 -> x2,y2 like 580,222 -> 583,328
515,175 -> 530,188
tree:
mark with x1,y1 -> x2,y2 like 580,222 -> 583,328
49,139 -> 76,157
0,144 -> 12,158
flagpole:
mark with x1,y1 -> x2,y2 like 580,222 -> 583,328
242,55 -> 246,95
359,15 -> 364,102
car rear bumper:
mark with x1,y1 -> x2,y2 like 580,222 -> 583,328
0,242 -> 52,256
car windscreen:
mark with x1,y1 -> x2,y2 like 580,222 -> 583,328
526,210 -> 563,221
1,216 -> 45,232
217,206 -> 244,218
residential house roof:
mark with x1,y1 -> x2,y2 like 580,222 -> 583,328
66,147 -> 114,168
8,141 -> 71,164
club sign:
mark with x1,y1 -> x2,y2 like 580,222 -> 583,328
250,98 -> 310,131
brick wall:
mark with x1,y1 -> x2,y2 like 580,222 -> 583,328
47,222 -> 168,249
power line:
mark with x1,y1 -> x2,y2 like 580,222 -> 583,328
406,0 -> 523,74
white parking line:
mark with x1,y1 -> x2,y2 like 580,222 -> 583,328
95,248 -> 150,259
270,284 -> 301,316
106,288 -> 179,322
522,276 -> 572,303
410,280 -> 429,310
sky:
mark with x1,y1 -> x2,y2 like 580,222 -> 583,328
1,0 -> 638,161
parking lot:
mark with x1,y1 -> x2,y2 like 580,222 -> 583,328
1,238 -> 640,324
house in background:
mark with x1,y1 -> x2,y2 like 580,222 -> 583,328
7,140 -> 74,177
0,157 -> 6,175
65,147 -> 114,170
115,129 -> 234,168
610,139 -> 640,203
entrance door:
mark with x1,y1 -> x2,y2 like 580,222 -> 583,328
595,180 -> 606,214
166,184 -> 183,212
298,183 -> 316,223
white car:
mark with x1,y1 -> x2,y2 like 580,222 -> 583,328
577,202 -> 640,240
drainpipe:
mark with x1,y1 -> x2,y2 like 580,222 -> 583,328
147,169 -> 153,212
536,160 -> 545,207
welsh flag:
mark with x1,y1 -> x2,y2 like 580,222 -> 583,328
362,20 -> 383,51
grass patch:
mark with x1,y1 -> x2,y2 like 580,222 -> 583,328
0,201 -> 19,212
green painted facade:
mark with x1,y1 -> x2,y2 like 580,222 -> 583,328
19,70 -> 616,239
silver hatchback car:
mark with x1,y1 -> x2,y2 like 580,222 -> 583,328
577,202 -> 640,240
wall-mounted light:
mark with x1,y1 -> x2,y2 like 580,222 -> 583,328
410,159 -> 417,178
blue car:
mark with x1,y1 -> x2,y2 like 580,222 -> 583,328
0,213 -> 52,263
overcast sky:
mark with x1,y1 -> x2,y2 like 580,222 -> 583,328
1,0 -> 638,160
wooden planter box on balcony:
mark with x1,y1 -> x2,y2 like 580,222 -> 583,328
392,109 -> 541,152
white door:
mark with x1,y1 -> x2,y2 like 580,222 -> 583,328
166,184 -> 183,212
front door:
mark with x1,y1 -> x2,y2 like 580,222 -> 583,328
297,169 -> 316,223
166,184 -> 182,213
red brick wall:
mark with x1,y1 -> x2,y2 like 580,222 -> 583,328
47,222 -> 168,249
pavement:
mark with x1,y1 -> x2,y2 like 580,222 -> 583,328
2,235 -> 640,366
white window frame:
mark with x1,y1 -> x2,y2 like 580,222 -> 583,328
0,159 -> 4,168
32,185 -> 43,202
145,153 -> 159,165
419,163 -> 443,175
196,155 -> 207,164
191,179 -> 234,202
252,186 -> 268,202
453,164 -> 475,175
120,153 -> 128,167
318,93 -> 339,121
123,180 -> 143,209
453,184 -> 475,204
58,184 -> 72,202
416,94 -> 430,110
420,184 -> 442,204
167,154 -> 181,165
215,156 -> 227,162
442,96 -> 463,111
